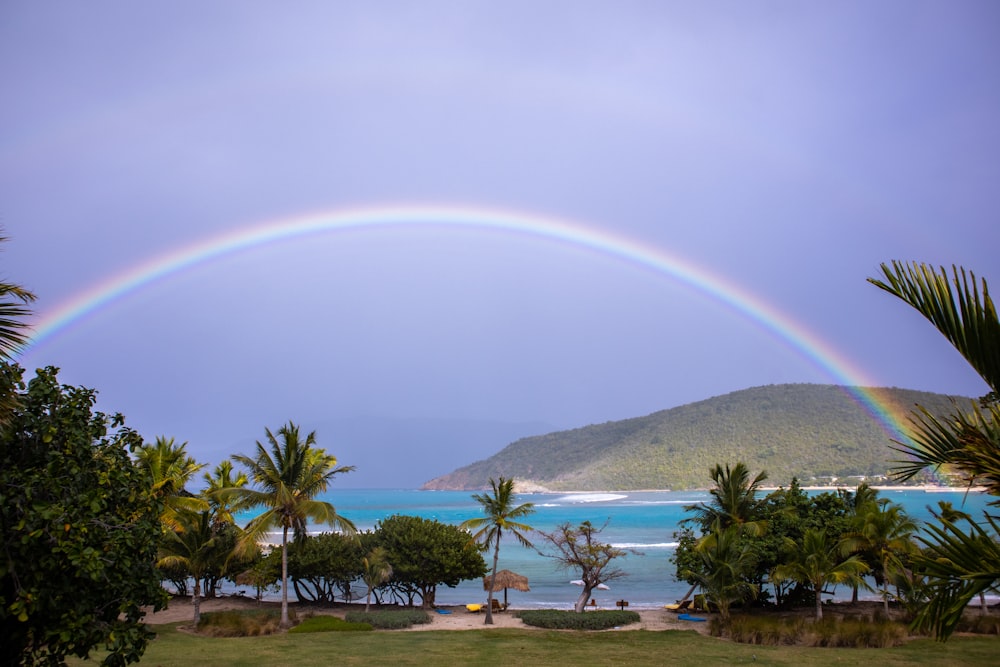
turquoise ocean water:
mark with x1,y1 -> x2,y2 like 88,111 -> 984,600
234,488 -> 993,610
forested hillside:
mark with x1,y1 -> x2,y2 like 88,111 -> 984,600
422,384 -> 972,491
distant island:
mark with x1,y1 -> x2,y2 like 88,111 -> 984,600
422,384 -> 971,491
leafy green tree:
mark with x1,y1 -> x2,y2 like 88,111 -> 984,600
223,422 -> 355,628
538,520 -> 630,613
772,528 -> 870,620
156,510 -> 217,626
0,365 -> 165,666
287,532 -> 363,603
679,521 -> 759,622
460,477 -> 535,624
842,499 -> 919,616
374,514 -> 487,609
361,547 -> 393,612
136,436 -> 207,530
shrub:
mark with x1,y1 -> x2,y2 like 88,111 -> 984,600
953,614 -> 1000,635
517,609 -> 640,630
289,616 -> 373,633
344,609 -> 431,629
197,609 -> 291,637
723,615 -> 805,645
720,615 -> 907,648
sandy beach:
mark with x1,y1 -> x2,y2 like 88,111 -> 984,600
144,596 -> 713,634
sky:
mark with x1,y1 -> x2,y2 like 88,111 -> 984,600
1,2 -> 997,488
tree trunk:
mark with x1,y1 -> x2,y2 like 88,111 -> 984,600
574,587 -> 593,613
365,587 -> 372,613
882,563 -> 890,617
815,588 -> 823,621
851,583 -> 859,603
281,525 -> 290,628
193,577 -> 202,627
485,541 -> 499,625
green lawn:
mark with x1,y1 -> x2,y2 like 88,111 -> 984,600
72,623 -> 1000,667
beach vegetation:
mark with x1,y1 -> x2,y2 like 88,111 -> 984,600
360,546 -> 393,612
869,261 -> 1000,639
156,509 -> 219,626
286,531 -> 363,603
460,476 -> 535,624
373,514 -> 487,608
197,608 -> 290,636
679,521 -> 760,621
538,520 -> 631,613
517,608 -> 640,630
0,365 -> 165,666
221,421 -> 356,628
771,528 -> 870,620
344,609 -> 430,629
721,613 -> 908,648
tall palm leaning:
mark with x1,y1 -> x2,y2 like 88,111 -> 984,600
222,422 -> 355,628
461,477 -> 535,625
869,262 -> 999,637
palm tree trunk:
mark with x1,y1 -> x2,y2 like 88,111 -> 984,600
815,588 -> 823,621
485,541 -> 499,625
193,577 -> 202,626
281,525 -> 290,628
882,563 -> 890,617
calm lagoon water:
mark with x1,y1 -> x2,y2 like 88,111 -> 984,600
233,488 -> 994,610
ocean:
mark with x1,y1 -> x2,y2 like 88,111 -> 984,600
234,488 -> 994,610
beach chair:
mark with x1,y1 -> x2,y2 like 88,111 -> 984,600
490,599 -> 508,613
465,603 -> 483,613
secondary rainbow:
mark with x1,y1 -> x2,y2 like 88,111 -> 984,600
23,203 -> 914,443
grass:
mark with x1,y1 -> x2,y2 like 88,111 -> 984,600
722,614 -> 908,648
344,609 -> 431,629
289,616 -> 373,633
518,609 -> 641,630
68,622 -> 1000,666
196,609 -> 289,637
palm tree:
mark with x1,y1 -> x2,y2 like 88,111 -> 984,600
868,262 -> 999,488
680,521 -> 759,622
136,437 -> 207,530
837,482 -> 880,602
156,510 -> 217,626
842,499 -> 919,616
684,462 -> 768,534
460,477 -> 535,624
869,262 -> 999,637
0,238 -> 36,423
202,460 -> 248,530
772,528 -> 870,620
223,422 -> 355,628
361,547 -> 393,612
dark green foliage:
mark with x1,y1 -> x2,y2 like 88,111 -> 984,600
196,609 -> 289,637
373,515 -> 487,609
289,615 -> 373,633
426,384 -> 968,490
517,609 -> 640,630
344,609 -> 430,629
288,532 -> 364,603
0,365 -> 166,666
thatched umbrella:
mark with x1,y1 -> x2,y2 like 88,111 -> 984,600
483,569 -> 530,607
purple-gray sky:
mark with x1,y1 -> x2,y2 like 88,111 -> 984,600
2,2 -> 996,487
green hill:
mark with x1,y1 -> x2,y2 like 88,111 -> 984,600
421,384 -> 974,491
